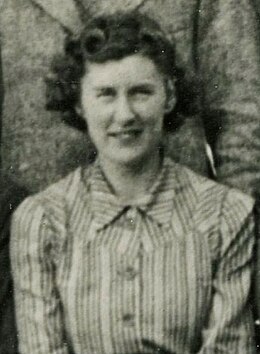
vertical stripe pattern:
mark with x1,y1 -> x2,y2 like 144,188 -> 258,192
11,158 -> 256,353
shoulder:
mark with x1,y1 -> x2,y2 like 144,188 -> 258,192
12,165 -> 93,234
174,159 -> 252,201
167,159 -> 254,226
11,165 -> 94,263
167,160 -> 255,261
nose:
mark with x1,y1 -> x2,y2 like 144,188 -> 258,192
114,94 -> 135,124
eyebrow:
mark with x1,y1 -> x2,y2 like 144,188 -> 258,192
93,82 -> 156,90
129,83 -> 155,90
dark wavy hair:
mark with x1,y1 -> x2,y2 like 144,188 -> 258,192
45,11 -> 200,132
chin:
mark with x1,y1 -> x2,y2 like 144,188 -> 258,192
111,151 -> 152,167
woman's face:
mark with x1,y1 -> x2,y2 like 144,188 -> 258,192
80,54 -> 171,167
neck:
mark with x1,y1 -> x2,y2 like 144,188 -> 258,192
99,152 -> 162,204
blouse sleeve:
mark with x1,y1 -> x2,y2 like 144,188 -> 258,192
199,190 -> 256,353
10,196 -> 69,354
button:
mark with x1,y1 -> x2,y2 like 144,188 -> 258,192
122,313 -> 135,326
125,217 -> 135,230
125,208 -> 137,230
124,266 -> 138,280
117,266 -> 138,280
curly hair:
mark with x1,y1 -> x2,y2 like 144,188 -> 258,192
45,11 -> 200,132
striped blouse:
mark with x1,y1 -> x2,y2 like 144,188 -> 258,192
11,157 -> 256,354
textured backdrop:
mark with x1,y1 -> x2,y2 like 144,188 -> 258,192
0,0 -> 259,194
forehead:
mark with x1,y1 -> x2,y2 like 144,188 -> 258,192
82,54 -> 165,88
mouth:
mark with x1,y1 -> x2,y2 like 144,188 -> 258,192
108,129 -> 142,139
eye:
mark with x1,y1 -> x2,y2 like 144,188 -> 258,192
130,86 -> 154,98
96,87 -> 116,98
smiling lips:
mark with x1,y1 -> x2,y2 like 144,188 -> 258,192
108,129 -> 142,141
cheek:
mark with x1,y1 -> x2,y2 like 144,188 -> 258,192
82,101 -> 109,129
136,98 -> 166,125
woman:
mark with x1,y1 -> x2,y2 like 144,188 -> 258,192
11,11 -> 256,354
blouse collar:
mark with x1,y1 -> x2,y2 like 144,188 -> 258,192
85,157 -> 179,230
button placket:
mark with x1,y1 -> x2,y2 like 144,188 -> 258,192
117,258 -> 139,281
117,256 -> 142,331
117,209 -> 143,330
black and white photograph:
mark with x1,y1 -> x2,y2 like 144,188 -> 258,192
1,0 -> 260,353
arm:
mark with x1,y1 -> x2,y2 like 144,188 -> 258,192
0,177 -> 27,354
199,190 -> 256,353
10,197 -> 69,354
197,0 -> 260,196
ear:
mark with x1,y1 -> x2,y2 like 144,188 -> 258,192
164,79 -> 176,114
